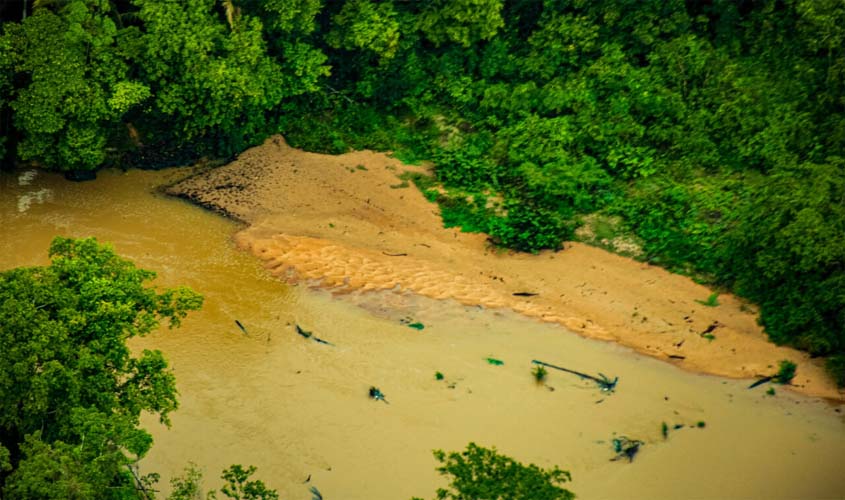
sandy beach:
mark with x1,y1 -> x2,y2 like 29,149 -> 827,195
167,135 -> 844,401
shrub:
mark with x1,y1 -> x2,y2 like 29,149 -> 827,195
774,360 -> 797,385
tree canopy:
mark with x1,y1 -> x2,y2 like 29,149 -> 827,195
0,237 -> 203,497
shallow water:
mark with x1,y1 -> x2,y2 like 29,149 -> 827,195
1,168 -> 843,500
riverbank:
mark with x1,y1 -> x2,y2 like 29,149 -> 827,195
167,135 -> 843,401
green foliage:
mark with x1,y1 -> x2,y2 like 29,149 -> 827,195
825,355 -> 845,388
774,360 -> 797,385
487,202 -> 571,253
661,422 -> 668,439
3,2 -> 149,170
532,365 -> 547,383
327,0 -> 400,60
415,0 -> 505,48
414,442 -> 574,500
696,293 -> 719,307
169,463 -> 278,500
216,465 -> 278,500
133,0 -> 312,156
766,387 -> 776,396
435,371 -> 444,381
0,237 -> 202,495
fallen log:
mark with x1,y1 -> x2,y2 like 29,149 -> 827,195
296,324 -> 335,346
369,386 -> 389,404
748,375 -> 774,389
532,359 -> 618,392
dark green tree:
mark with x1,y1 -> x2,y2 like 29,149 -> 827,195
2,1 -> 149,171
0,237 -> 203,496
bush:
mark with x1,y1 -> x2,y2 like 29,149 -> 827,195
487,202 -> 572,253
413,442 -> 574,500
774,360 -> 797,385
825,355 -> 845,388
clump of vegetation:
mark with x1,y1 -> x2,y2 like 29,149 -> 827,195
661,422 -> 669,439
435,371 -> 445,381
413,443 -> 574,500
766,387 -> 776,396
774,360 -> 797,385
533,365 -> 548,383
696,421 -> 707,429
0,237 -> 204,495
826,355 -> 845,388
696,293 -> 720,307
485,357 -> 504,366
170,464 -> 278,500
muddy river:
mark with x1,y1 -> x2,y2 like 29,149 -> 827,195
2,168 -> 843,499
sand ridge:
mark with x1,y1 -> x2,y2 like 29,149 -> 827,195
168,135 -> 843,401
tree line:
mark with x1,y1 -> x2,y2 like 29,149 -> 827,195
0,0 -> 843,384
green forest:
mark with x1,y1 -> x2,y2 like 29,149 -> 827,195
0,0 -> 843,389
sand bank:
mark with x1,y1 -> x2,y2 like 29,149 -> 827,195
168,136 -> 843,401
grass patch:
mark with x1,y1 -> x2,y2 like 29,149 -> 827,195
696,292 -> 720,307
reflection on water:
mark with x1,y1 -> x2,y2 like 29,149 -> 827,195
1,168 -> 843,500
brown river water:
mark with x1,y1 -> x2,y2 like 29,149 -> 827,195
2,168 -> 844,500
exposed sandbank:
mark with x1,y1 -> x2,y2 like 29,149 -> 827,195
167,136 -> 843,401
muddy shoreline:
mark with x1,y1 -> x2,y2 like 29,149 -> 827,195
166,135 -> 844,401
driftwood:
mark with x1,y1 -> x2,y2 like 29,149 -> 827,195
513,292 -> 539,297
532,360 -> 618,392
234,319 -> 248,335
369,386 -> 389,404
296,324 -> 335,346
611,437 -> 644,463
382,252 -> 408,257
748,375 -> 774,389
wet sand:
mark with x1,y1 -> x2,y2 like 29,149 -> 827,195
167,136 -> 843,401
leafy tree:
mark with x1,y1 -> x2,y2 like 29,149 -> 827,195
412,442 -> 575,500
133,0 -> 321,155
326,0 -> 400,61
0,237 -> 203,496
2,1 -> 149,171
415,0 -> 505,48
169,464 -> 278,500
0,33 -> 12,161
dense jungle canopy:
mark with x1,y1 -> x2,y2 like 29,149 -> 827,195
0,0 -> 843,384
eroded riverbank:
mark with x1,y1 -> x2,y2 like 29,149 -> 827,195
168,136 -> 844,401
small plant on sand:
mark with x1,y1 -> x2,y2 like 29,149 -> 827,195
661,422 -> 668,439
696,292 -> 720,307
766,387 -> 776,396
774,360 -> 797,384
435,371 -> 445,381
696,421 -> 706,428
533,365 -> 548,383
